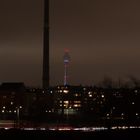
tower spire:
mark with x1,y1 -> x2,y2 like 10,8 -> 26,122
63,49 -> 70,86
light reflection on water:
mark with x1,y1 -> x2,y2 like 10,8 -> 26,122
19,126 -> 140,131
0,120 -> 140,131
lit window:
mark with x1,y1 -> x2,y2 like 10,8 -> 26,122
132,102 -> 135,105
75,93 -> 80,97
74,101 -> 81,104
74,104 -> 81,107
63,90 -> 69,93
136,113 -> 139,116
88,91 -> 92,94
11,102 -> 13,105
89,94 -> 92,97
106,113 -> 110,116
101,95 -> 104,98
121,113 -> 124,116
64,101 -> 69,104
3,106 -> 5,109
74,104 -> 78,107
2,110 -> 4,113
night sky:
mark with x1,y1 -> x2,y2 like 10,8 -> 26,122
0,0 -> 140,87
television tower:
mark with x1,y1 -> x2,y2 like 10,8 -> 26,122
43,0 -> 49,89
63,49 -> 71,86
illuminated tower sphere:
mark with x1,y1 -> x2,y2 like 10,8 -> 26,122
63,49 -> 71,86
43,0 -> 49,89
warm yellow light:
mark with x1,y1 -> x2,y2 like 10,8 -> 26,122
63,90 -> 69,93
101,95 -> 104,98
74,104 -> 81,107
64,101 -> 69,104
89,94 -> 92,97
74,101 -> 81,103
88,92 -> 91,94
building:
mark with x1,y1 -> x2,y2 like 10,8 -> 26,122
0,82 -> 26,120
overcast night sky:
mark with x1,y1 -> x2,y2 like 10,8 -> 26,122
0,0 -> 140,87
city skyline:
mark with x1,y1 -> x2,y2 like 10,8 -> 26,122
0,0 -> 140,87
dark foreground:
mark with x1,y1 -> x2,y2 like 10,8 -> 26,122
0,129 -> 140,139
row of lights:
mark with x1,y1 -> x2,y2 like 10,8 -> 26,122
1,106 -> 22,113
106,113 -> 139,117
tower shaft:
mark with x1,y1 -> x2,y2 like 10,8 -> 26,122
43,0 -> 49,89
64,64 -> 68,86
63,50 -> 70,86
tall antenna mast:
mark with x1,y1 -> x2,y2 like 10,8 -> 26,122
63,49 -> 70,86
43,0 -> 49,89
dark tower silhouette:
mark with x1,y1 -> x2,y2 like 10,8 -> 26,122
43,0 -> 49,89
